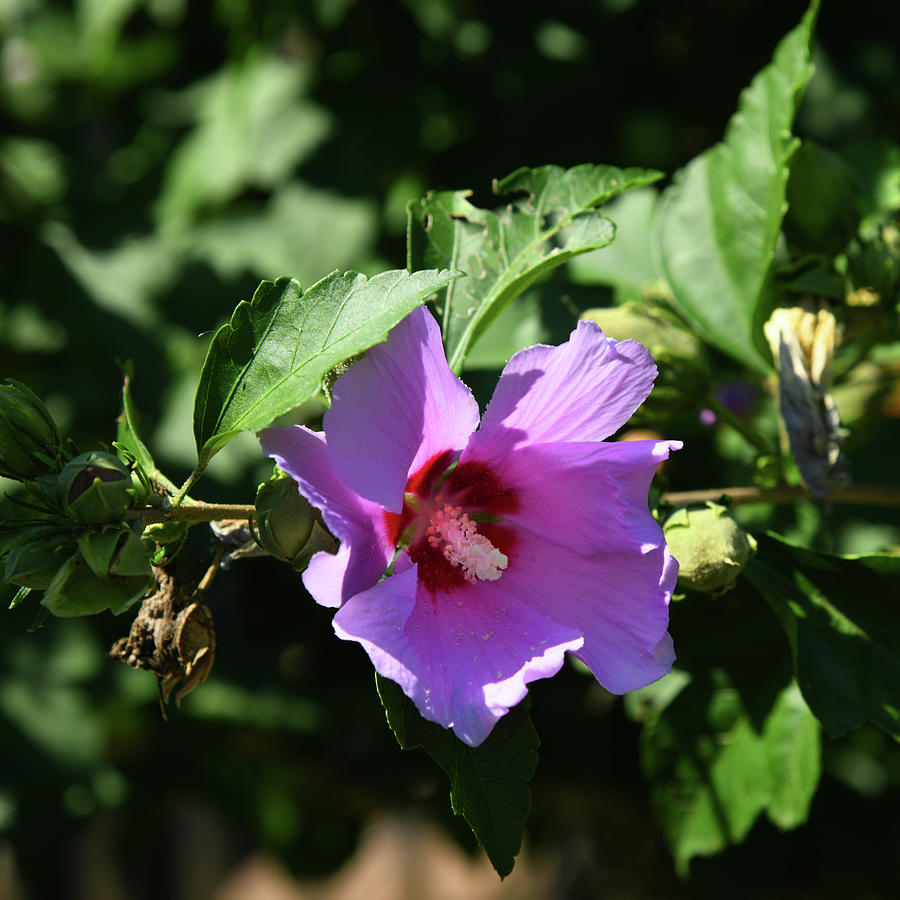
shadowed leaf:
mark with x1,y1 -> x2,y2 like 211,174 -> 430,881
376,673 -> 538,878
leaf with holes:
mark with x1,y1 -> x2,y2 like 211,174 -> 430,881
409,163 -> 662,372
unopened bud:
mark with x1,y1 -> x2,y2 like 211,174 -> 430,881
254,472 -> 316,568
58,452 -> 137,524
664,504 -> 756,594
0,379 -> 64,481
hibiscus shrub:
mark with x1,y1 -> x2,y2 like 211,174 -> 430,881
3,0 -> 900,885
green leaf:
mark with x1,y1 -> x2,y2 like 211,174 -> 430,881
116,365 -> 155,473
783,140 -> 860,254
409,163 -> 662,372
180,181 -> 376,287
746,532 -> 900,740
376,673 -> 538,879
653,3 -> 819,373
2,527 -> 74,591
156,50 -> 332,230
568,186 -> 660,300
41,553 -> 150,617
840,138 -> 900,235
630,671 -> 820,875
77,528 -> 152,579
193,268 -> 460,469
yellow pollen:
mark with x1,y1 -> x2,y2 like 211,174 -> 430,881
426,504 -> 508,583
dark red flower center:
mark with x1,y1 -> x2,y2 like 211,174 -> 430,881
384,451 -> 518,594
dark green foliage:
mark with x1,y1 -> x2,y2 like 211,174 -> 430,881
376,674 -> 539,878
2,0 -> 900,895
748,533 -> 900,740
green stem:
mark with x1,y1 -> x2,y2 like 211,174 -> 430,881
149,468 -> 181,497
138,501 -> 255,525
661,483 -> 900,509
170,467 -> 203,508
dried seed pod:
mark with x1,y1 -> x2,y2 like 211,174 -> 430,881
109,569 -> 215,712
764,302 -> 847,500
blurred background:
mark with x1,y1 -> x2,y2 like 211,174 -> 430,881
2,0 -> 900,897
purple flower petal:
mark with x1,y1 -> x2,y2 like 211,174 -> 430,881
467,438 -> 681,556
325,306 -> 480,512
500,530 -> 676,694
259,307 -> 679,745
334,565 -> 584,746
467,320 -> 658,460
259,424 -> 392,607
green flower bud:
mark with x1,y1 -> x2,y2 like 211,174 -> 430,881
143,519 -> 190,566
663,504 -> 757,594
0,379 -> 64,481
3,528 -> 75,590
41,552 -> 151,618
254,471 -> 316,568
57,452 -> 136,524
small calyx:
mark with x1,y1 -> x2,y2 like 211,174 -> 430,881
426,504 -> 508,583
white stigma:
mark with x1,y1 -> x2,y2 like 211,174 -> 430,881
426,504 -> 508,583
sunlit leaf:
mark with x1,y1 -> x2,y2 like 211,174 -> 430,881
181,181 -> 376,286
568,186 -> 659,300
629,671 -> 820,875
409,163 -> 661,372
653,3 -> 819,373
193,268 -> 460,468
156,51 -> 331,229
115,365 -> 155,473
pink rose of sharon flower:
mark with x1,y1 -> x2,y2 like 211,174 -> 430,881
259,306 -> 680,746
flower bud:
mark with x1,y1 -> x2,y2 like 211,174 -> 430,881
664,504 -> 756,594
57,452 -> 137,524
0,379 -> 64,481
143,520 -> 190,566
254,471 -> 316,568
